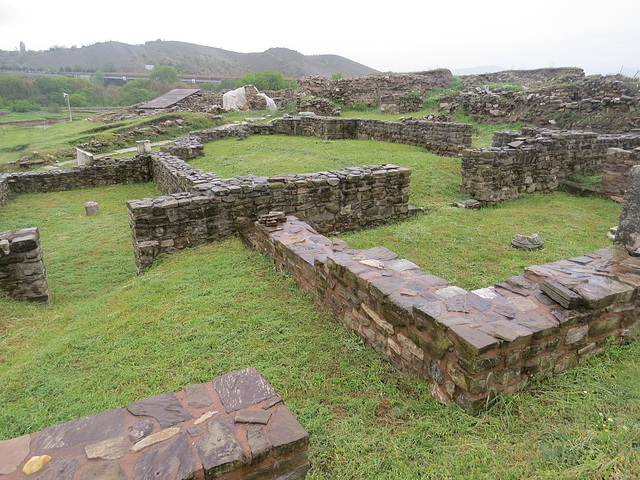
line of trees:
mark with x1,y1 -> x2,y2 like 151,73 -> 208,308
0,66 -> 297,112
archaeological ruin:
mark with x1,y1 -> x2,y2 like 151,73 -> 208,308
1,68 -> 639,478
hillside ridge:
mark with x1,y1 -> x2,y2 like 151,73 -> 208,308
0,41 -> 378,77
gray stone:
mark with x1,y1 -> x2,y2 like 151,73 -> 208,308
84,201 -> 99,216
37,459 -> 78,480
80,462 -> 126,480
84,436 -> 125,460
187,425 -> 203,437
235,410 -> 272,425
540,279 -> 582,309
186,383 -> 212,408
36,408 -> 124,453
616,165 -> 640,255
196,419 -> 246,477
214,368 -> 277,413
262,396 -> 283,410
127,393 -> 192,428
0,434 -> 30,474
128,420 -> 154,441
133,435 -> 197,480
247,424 -> 270,464
511,233 -> 544,250
267,407 -> 309,458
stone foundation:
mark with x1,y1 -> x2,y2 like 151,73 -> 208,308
173,116 -> 472,157
0,368 -> 309,479
462,129 -> 606,203
127,159 -> 412,273
241,214 -> 640,414
0,227 -> 49,303
0,157 -> 152,206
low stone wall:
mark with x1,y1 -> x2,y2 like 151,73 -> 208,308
462,129 -> 606,203
241,215 -> 640,414
0,227 -> 49,303
0,176 -> 11,207
0,368 -> 309,479
601,148 -> 640,199
1,157 -> 152,200
149,153 -> 220,195
127,160 -> 411,273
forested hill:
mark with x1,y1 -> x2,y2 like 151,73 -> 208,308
0,41 -> 378,77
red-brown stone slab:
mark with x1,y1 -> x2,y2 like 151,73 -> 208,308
214,368 -> 276,413
0,434 -> 31,474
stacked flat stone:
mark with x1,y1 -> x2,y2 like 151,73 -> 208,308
298,70 -> 452,106
0,368 -> 309,479
128,158 -> 412,273
0,158 -> 151,207
616,165 -> 640,256
601,148 -> 640,199
241,215 -> 640,414
462,129 -> 607,203
0,227 -> 49,303
380,94 -> 423,114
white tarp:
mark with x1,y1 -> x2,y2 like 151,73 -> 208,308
223,85 -> 277,111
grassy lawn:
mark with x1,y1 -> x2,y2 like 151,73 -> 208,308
1,127 -> 639,478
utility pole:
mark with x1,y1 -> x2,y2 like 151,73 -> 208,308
62,92 -> 72,122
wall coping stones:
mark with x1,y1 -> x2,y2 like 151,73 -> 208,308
241,214 -> 640,414
0,368 -> 309,479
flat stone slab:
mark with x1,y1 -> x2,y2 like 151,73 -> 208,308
127,393 -> 192,428
133,435 -> 196,480
196,420 -> 246,478
0,435 -> 31,474
214,367 -> 277,413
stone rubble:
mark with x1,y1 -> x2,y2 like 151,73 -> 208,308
0,227 -> 49,303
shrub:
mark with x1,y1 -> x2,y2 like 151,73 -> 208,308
10,99 -> 39,112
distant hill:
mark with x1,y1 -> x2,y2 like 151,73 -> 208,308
0,41 -> 378,78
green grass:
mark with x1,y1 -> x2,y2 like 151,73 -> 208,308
1,125 -> 639,478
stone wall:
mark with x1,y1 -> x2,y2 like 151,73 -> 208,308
241,214 -> 640,414
0,368 -> 310,479
380,94 -> 423,114
461,129 -> 605,203
173,116 -> 473,158
298,70 -> 452,106
127,159 -> 412,273
0,227 -> 49,303
460,67 -> 585,88
1,157 -> 151,201
601,148 -> 640,199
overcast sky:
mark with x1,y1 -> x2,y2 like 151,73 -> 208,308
0,0 -> 638,76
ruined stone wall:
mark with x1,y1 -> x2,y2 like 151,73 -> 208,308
298,70 -> 452,106
601,148 -> 640,199
445,75 -> 640,132
2,157 -> 152,197
0,227 -> 49,303
0,175 -> 11,207
460,68 -> 585,88
0,368 -> 309,479
462,129 -> 606,203
128,160 -> 411,273
380,94 -> 423,114
150,153 -> 220,196
242,215 -> 640,414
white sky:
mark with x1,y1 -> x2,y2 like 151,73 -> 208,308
0,0 -> 638,76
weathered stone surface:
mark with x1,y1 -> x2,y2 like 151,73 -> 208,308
131,427 -> 180,453
187,425 -> 203,437
262,396 -> 283,410
196,419 -> 246,477
133,435 -> 197,480
127,393 -> 192,427
267,407 -> 309,458
84,436 -> 125,460
80,462 -> 126,480
214,367 -> 277,413
128,420 -> 154,441
36,408 -> 125,453
511,233 -> 544,250
616,165 -> 640,256
540,279 -> 582,309
0,434 -> 30,474
186,383 -> 212,408
247,424 -> 270,464
194,410 -> 219,425
37,459 -> 78,480
235,410 -> 272,425
572,276 -> 636,310
450,325 -> 499,355
22,455 -> 51,474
